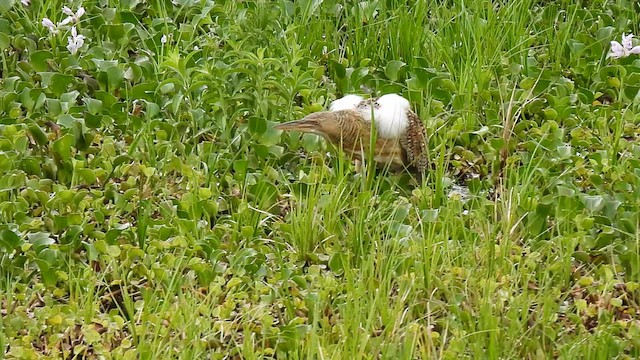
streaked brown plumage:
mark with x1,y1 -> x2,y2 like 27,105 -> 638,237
402,109 -> 429,173
275,110 -> 413,172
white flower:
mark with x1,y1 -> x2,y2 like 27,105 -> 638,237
161,35 -> 168,44
21,0 -> 30,6
608,33 -> 640,59
60,6 -> 86,26
62,6 -> 74,16
66,26 -> 86,54
42,18 -> 58,34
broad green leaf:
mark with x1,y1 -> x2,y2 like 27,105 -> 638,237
106,66 -> 124,89
0,229 -> 20,251
27,123 -> 48,146
384,60 -> 406,82
30,50 -> 53,72
52,134 -> 75,162
0,33 -> 9,50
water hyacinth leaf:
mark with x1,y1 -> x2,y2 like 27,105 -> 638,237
45,98 -> 62,116
414,67 -> 438,86
556,144 -> 572,158
328,252 -> 345,273
623,86 -> 639,101
384,60 -> 406,82
350,67 -> 369,85
27,232 -> 55,250
30,50 -> 53,72
131,83 -> 157,101
85,113 -> 102,128
104,23 -> 135,44
329,60 -> 346,79
85,97 -> 103,114
248,116 -> 267,135
380,83 -> 404,94
113,154 -> 133,168
57,114 -> 80,129
0,229 -> 21,251
27,122 -> 48,146
94,91 -> 117,109
60,90 -> 80,105
599,65 -> 626,79
406,77 -> 422,91
47,74 -> 75,97
19,88 -> 34,111
543,108 -> 558,119
583,195 -> 604,212
77,169 -> 97,185
106,66 -> 124,89
260,125 -> 282,147
0,33 -> 8,50
420,209 -> 439,223
145,101 -> 160,119
52,134 -> 75,162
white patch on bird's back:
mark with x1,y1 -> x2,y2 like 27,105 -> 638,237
329,94 -> 364,111
357,94 -> 410,138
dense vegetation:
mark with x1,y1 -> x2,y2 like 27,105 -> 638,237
1,0 -> 640,358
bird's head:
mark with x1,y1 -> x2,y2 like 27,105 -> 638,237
275,111 -> 343,138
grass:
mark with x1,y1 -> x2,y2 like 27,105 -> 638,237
1,0 -> 640,358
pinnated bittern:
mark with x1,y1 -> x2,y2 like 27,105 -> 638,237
275,109 -> 409,172
356,94 -> 429,173
275,94 -> 429,173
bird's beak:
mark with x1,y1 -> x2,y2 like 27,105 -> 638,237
274,118 -> 320,133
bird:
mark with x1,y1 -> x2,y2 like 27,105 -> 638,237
274,109 -> 409,172
355,94 -> 429,173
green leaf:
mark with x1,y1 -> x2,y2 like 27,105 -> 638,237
30,50 -> 53,72
77,169 -> 97,185
0,229 -> 20,251
0,33 -> 9,50
384,60 -> 406,82
52,134 -> 75,162
48,74 -> 75,97
583,195 -> 604,212
131,83 -> 157,101
106,66 -> 124,89
330,60 -> 346,79
113,154 -> 133,167
328,253 -> 345,273
27,122 -> 48,146
85,98 -> 103,114
248,116 -> 267,135
46,98 -> 62,116
27,232 -> 55,250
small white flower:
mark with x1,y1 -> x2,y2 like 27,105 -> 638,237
66,26 -> 86,55
608,33 -> 640,59
62,6 -> 74,16
60,6 -> 86,26
161,35 -> 168,44
42,18 -> 58,34
194,45 -> 199,50
21,0 -> 30,6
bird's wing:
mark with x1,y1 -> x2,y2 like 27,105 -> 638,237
401,110 -> 428,173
